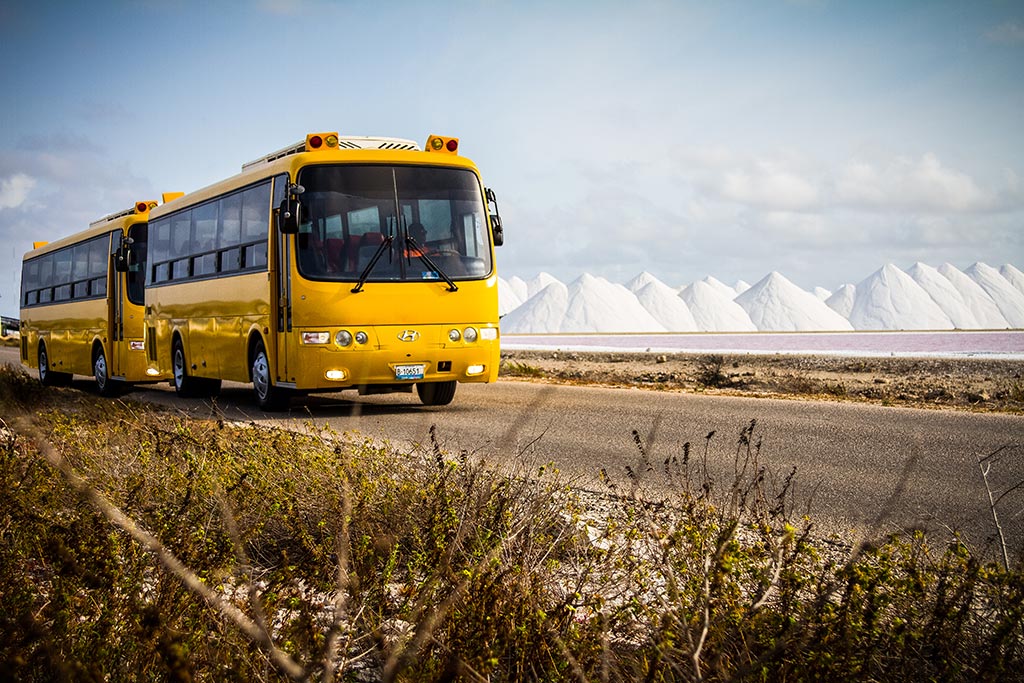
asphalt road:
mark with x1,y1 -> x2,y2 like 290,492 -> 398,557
4,345 -> 1023,553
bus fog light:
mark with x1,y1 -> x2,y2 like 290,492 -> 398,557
355,331 -> 368,344
448,328 -> 461,342
325,369 -> 347,381
146,368 -> 161,376
463,326 -> 478,343
480,327 -> 498,340
129,340 -> 145,351
467,364 -> 485,376
302,331 -> 329,344
335,330 -> 353,347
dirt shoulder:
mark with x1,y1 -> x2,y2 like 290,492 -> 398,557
499,349 -> 1024,414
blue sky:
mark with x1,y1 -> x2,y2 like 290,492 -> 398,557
2,0 -> 1022,314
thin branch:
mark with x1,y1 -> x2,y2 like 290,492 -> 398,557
978,453 -> 1011,571
14,416 -> 307,682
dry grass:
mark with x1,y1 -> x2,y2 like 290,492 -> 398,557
2,364 -> 1022,682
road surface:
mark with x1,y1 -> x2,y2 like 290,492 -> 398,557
3,345 -> 1022,552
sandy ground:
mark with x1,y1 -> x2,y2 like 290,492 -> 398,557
500,349 -> 1024,413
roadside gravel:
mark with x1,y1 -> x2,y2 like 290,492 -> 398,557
500,349 -> 1024,414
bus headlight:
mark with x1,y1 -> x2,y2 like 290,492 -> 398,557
448,328 -> 461,342
355,331 -> 368,345
480,327 -> 498,341
302,331 -> 330,344
335,330 -> 353,347
463,327 -> 478,343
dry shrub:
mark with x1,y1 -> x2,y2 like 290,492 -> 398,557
1,373 -> 1022,682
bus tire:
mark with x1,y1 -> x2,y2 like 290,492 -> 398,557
172,337 -> 214,398
251,339 -> 290,411
93,345 -> 123,397
416,380 -> 457,406
38,342 -> 72,387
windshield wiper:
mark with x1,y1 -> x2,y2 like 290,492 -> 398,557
406,237 -> 458,292
351,235 -> 394,293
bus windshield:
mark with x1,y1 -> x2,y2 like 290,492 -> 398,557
295,165 -> 492,282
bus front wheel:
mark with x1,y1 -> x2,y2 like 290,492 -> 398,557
38,342 -> 72,387
172,338 -> 221,398
251,339 -> 290,411
93,346 -> 123,397
417,380 -> 457,406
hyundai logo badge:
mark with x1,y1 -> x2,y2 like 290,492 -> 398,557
398,330 -> 420,342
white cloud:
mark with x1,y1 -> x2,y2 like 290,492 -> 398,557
986,21 -> 1024,45
0,173 -> 35,210
720,161 -> 820,211
835,153 -> 988,212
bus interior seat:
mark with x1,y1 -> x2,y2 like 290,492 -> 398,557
324,238 -> 345,272
356,233 -> 385,269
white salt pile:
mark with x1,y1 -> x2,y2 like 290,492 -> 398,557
497,276 -> 524,316
562,274 -> 665,333
937,263 -> 1009,328
498,262 -> 1024,333
735,272 -> 853,331
825,284 -> 856,318
499,282 -> 569,333
907,262 -> 979,328
526,272 -> 562,299
999,264 -> 1024,295
701,275 -> 739,300
507,275 -> 529,302
847,264 -> 953,330
964,262 -> 1024,327
680,281 -> 758,331
625,271 -> 662,294
634,279 -> 699,331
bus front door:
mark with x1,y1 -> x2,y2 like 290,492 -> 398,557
273,175 -> 297,386
109,230 -> 128,379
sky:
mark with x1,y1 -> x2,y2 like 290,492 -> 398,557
1,0 -> 1023,315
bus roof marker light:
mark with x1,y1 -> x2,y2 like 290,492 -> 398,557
305,132 -> 339,152
426,135 -> 460,154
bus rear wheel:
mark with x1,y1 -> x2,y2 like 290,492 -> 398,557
417,380 -> 457,406
38,342 -> 72,387
93,346 -> 123,397
172,338 -> 221,398
251,339 -> 290,411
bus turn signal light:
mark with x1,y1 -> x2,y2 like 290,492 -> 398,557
426,135 -> 459,154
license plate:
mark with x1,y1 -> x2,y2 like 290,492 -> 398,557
395,364 -> 425,380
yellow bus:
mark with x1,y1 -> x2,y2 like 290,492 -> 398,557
19,200 -> 166,395
145,132 -> 504,410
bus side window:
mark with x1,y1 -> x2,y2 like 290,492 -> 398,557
219,192 -> 242,272
242,182 -> 271,269
170,210 -> 192,280
87,236 -> 108,296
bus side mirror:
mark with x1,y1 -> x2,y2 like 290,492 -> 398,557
278,199 -> 299,234
485,188 -> 504,247
490,214 -> 504,247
